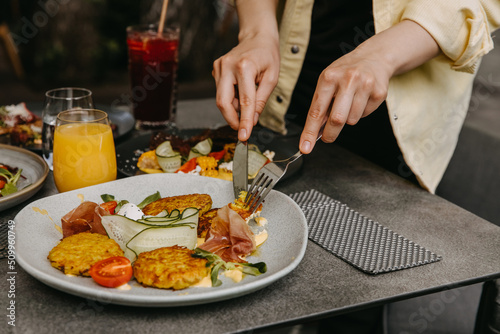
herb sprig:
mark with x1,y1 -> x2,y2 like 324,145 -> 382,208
193,248 -> 267,287
100,191 -> 161,213
0,167 -> 23,197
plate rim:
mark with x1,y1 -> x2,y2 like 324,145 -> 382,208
0,144 -> 49,211
14,173 -> 308,307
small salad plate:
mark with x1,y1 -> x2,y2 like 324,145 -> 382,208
0,144 -> 49,212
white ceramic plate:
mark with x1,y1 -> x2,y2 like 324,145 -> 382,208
0,144 -> 49,212
15,173 -> 308,307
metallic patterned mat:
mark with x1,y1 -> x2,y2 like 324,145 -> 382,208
0,222 -> 8,259
290,189 -> 442,274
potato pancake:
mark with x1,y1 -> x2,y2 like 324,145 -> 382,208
142,193 -> 212,216
198,208 -> 218,239
133,246 -> 210,290
48,233 -> 124,276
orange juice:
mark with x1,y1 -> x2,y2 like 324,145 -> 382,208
53,123 -> 117,192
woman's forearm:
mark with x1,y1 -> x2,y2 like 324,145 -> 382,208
235,0 -> 280,42
359,19 -> 441,76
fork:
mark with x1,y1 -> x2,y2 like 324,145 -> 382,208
244,132 -> 323,214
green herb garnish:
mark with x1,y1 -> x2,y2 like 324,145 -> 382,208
101,191 -> 161,214
137,191 -> 161,209
193,248 -> 267,287
0,167 -> 23,197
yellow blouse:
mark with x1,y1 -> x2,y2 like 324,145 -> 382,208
257,0 -> 500,192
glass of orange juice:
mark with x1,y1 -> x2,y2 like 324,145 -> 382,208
53,109 -> 117,192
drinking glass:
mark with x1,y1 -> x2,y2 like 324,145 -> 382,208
42,87 -> 94,169
53,109 -> 117,193
126,24 -> 179,130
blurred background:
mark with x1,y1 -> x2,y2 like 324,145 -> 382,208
0,0 -> 238,105
1,0 -> 500,228
1,1 -> 500,333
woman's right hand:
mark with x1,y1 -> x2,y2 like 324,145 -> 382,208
212,0 -> 280,142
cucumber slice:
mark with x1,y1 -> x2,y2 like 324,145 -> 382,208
100,207 -> 199,261
248,150 -> 269,178
187,138 -> 213,161
125,225 -> 196,260
248,144 -> 261,153
156,141 -> 182,173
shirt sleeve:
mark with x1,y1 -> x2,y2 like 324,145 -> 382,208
401,0 -> 500,73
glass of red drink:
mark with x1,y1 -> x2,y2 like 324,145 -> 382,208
126,24 -> 180,130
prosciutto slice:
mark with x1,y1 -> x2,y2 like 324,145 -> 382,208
61,201 -> 108,238
199,205 -> 256,263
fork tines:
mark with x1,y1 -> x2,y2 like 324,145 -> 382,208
244,173 -> 275,214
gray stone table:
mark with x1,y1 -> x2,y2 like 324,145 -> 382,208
1,99 -> 500,334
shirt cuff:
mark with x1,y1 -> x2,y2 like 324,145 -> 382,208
401,0 -> 498,73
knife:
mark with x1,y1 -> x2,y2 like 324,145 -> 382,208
233,140 -> 248,199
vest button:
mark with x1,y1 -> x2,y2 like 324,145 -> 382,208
291,45 -> 300,54
276,95 -> 283,103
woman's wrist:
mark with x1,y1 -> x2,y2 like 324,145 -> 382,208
236,0 -> 279,43
357,19 -> 440,77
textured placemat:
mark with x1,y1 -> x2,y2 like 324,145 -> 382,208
290,189 -> 442,274
0,222 -> 8,259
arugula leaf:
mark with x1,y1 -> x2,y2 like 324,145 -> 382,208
137,191 -> 161,209
100,194 -> 130,213
1,183 -> 18,196
0,167 -> 22,197
10,169 -> 22,185
101,194 -> 115,202
114,200 -> 129,213
210,262 -> 224,287
193,248 -> 267,287
240,262 -> 267,275
100,192 -> 160,210
0,167 -> 13,179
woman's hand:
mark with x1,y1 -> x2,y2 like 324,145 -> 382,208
299,19 -> 440,154
212,0 -> 280,141
300,48 -> 390,152
213,34 -> 280,141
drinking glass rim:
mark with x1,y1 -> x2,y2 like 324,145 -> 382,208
126,24 -> 180,34
45,87 -> 93,101
57,109 -> 108,123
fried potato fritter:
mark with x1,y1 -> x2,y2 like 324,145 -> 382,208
142,194 -> 212,216
48,233 -> 124,276
133,246 -> 210,290
198,208 -> 218,239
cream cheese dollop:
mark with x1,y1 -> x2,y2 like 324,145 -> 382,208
117,203 -> 144,220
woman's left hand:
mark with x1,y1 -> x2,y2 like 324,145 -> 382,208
299,19 -> 440,154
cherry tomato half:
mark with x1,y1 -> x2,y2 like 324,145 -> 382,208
89,256 -> 133,288
100,201 -> 118,215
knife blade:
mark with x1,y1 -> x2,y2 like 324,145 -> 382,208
233,140 -> 248,198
